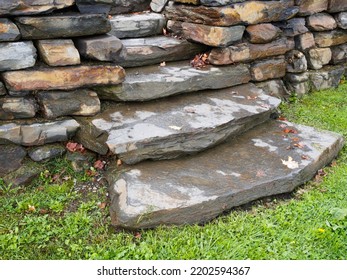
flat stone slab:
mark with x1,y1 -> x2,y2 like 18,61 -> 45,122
94,61 -> 251,101
0,18 -> 21,42
107,120 -> 344,229
109,12 -> 166,39
76,83 -> 280,162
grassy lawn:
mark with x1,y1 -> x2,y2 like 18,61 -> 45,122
1,83 -> 347,260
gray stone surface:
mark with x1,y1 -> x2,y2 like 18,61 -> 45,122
0,119 -> 80,146
76,83 -> 280,160
336,12 -> 347,29
0,82 -> 7,96
95,61 -> 251,101
37,90 -> 100,119
295,32 -> 315,51
109,0 -> 151,15
28,144 -> 66,162
201,0 -> 246,6
150,0 -> 169,12
2,160 -> 42,187
0,41 -> 37,71
306,13 -> 337,31
310,65 -> 345,91
0,145 -> 27,176
0,18 -> 21,42
307,48 -> 332,70
251,56 -> 287,82
314,29 -> 347,48
15,14 -> 111,40
286,50 -> 307,73
0,97 -> 37,120
278,18 -> 308,37
331,43 -> 347,64
118,36 -> 208,67
256,79 -> 290,100
285,80 -> 311,96
109,12 -> 166,39
76,0 -> 113,14
107,120 -> 344,229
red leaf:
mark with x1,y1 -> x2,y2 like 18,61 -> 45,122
283,128 -> 298,134
94,160 -> 105,170
66,142 -> 85,153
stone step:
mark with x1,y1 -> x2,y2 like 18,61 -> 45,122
75,83 -> 281,163
106,120 -> 344,229
94,61 -> 251,101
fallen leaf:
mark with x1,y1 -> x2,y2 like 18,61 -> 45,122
169,125 -> 182,131
293,142 -> 305,149
279,124 -> 287,128
281,156 -> 299,169
28,205 -> 36,212
283,128 -> 298,134
301,155 -> 309,160
97,202 -> 106,209
160,61 -> 166,67
66,142 -> 85,153
162,28 -> 167,36
247,95 -> 258,100
134,232 -> 142,239
117,159 -> 122,166
291,137 -> 300,142
94,160 -> 105,170
278,116 -> 287,121
39,209 -> 48,214
86,168 -> 98,177
190,53 -> 210,69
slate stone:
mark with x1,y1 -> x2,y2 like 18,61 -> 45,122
295,32 -> 315,51
0,119 -> 80,146
107,120 -> 344,229
0,0 -> 75,16
246,24 -> 282,44
306,13 -> 337,31
76,83 -> 280,160
331,43 -> 347,64
0,41 -> 37,71
0,97 -> 37,120
150,0 -> 169,12
309,65 -> 345,91
0,82 -> 7,96
28,144 -> 66,162
200,0 -> 246,6
307,48 -> 332,70
94,61 -> 251,101
109,0 -> 151,15
119,36 -> 208,67
167,20 -> 245,47
75,34 -> 126,62
37,89 -> 100,119
251,56 -> 287,82
278,18 -> 308,37
15,14 -> 111,40
256,79 -> 290,100
165,0 -> 299,27
0,145 -> 27,176
286,50 -> 307,73
0,18 -> 21,42
2,160 -> 42,187
314,29 -> 347,47
108,12 -> 166,39
76,0 -> 113,14
296,0 -> 328,16
37,40 -> 81,67
336,12 -> 347,29
2,65 -> 125,92
327,0 -> 347,13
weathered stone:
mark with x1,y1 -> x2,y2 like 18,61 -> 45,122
37,39 -> 81,67
0,145 -> 27,176
314,29 -> 347,47
94,61 -> 251,101
0,18 -> 21,42
296,0 -> 328,16
28,144 -> 66,162
109,12 -> 166,39
0,82 -> 7,96
165,0 -> 299,27
285,72 -> 310,83
327,0 -> 347,13
307,48 -> 332,70
119,36 -> 208,67
36,90 -> 100,119
150,0 -> 169,12
200,0 -> 246,6
285,81 -> 311,96
8,91 -> 31,97
295,32 -> 315,51
75,35 -> 125,62
278,18 -> 308,37
109,0 -> 151,15
331,43 -> 347,64
107,120 -> 344,229
0,97 -> 37,120
310,65 -> 345,91
251,56 -> 287,82
246,23 -> 282,44
0,41 -> 36,71
2,160 -> 42,187
208,37 -> 294,65
2,65 -> 125,92
76,0 -> 112,14
286,50 -> 307,73
0,0 -> 75,16
15,14 -> 111,40
174,0 -> 200,4
307,13 -> 337,31
76,83 -> 280,160
167,20 -> 245,47
0,119 -> 80,146
256,79 -> 290,100
336,12 -> 347,29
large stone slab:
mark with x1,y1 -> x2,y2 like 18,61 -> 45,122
165,0 -> 299,27
76,83 -> 281,160
107,120 -> 344,229
0,97 -> 37,120
2,65 -> 125,92
0,41 -> 37,71
0,0 -> 75,16
0,119 -> 80,146
0,18 -> 21,42
15,14 -> 111,40
109,12 -> 166,39
167,20 -> 245,47
314,29 -> 347,47
119,36 -> 208,67
94,61 -> 251,101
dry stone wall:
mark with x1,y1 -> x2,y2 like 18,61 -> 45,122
0,0 -> 346,185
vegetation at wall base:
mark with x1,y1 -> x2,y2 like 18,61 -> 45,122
1,83 -> 347,260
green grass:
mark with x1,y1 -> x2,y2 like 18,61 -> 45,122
1,83 -> 347,260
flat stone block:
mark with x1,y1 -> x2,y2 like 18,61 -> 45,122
286,50 -> 307,73
109,0 -> 151,15
0,18 -> 21,42
246,23 -> 282,44
327,0 -> 347,13
307,13 -> 337,31
314,29 -> 347,48
307,48 -> 332,70
331,43 -> 347,64
0,41 -> 36,71
295,32 -> 315,51
251,56 -> 287,82
296,0 -> 328,16
107,120 -> 344,229
278,18 -> 308,37
0,97 -> 37,120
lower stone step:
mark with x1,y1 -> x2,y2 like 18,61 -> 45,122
106,120 -> 344,229
75,83 -> 280,163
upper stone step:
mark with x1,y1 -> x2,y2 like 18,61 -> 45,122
94,61 -> 251,101
107,120 -> 344,229
75,83 -> 280,163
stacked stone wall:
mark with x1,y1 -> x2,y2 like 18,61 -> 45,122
0,0 -> 346,185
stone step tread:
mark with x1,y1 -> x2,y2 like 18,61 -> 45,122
95,60 -> 251,101
107,120 -> 344,229
76,83 -> 280,163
